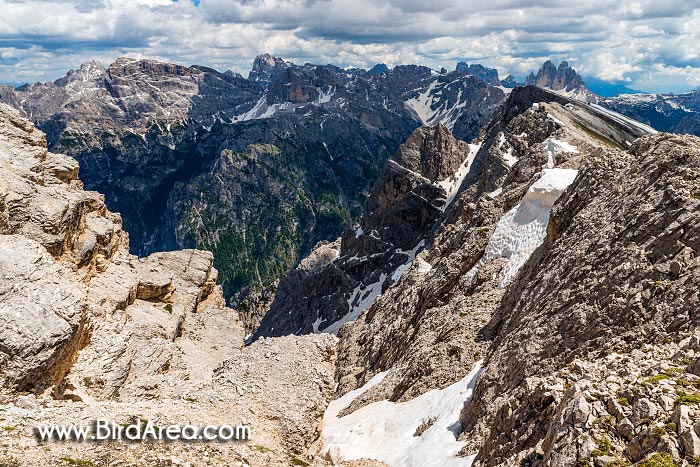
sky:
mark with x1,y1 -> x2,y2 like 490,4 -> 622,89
0,0 -> 699,93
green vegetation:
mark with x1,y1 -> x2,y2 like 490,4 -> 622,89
183,397 -> 197,403
637,453 -> 676,467
594,415 -> 616,429
676,391 -> 700,405
82,377 -> 93,388
645,373 -> 670,384
606,460 -> 631,467
164,303 -> 173,314
677,378 -> 691,387
591,436 -> 611,457
665,422 -> 677,433
617,397 -> 630,406
290,458 -> 309,466
60,458 -> 95,467
653,425 -> 667,439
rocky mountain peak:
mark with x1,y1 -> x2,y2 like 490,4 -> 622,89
456,62 -> 501,85
393,124 -> 469,182
107,57 -> 196,78
526,59 -> 586,92
249,53 -> 292,85
500,74 -> 518,88
368,63 -> 389,75
51,60 -> 105,88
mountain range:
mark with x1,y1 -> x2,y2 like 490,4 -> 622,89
1,55 -> 699,334
0,55 -> 507,315
2,71 -> 699,466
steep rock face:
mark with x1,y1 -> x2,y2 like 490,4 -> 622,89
301,86 -> 667,465
254,125 -> 472,338
525,60 -> 582,91
1,56 -> 506,309
333,89 -> 601,406
0,102 -> 347,466
249,53 -> 293,86
526,60 -> 595,102
462,132 -> 700,466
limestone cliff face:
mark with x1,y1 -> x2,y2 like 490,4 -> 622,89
462,132 -> 700,466
526,60 -> 596,103
0,102 -> 346,467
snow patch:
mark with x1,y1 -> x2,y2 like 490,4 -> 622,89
435,143 -> 481,210
487,187 -> 503,198
312,314 -> 323,333
315,86 -> 335,104
322,272 -> 388,334
405,81 -> 438,124
547,113 -> 566,127
470,168 -> 578,287
232,96 -> 296,122
390,240 -> 426,282
543,138 -> 578,169
321,361 -> 484,467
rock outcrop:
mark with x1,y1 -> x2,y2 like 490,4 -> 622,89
0,101 -> 347,466
462,132 -> 700,466
456,62 -> 501,86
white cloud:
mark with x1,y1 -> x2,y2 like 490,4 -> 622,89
0,0 -> 698,92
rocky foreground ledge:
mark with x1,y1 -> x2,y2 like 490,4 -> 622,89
0,102 -> 385,466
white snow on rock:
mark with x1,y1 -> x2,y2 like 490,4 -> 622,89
232,96 -> 296,122
496,132 -> 518,167
487,187 -> 503,198
390,240 -> 426,282
405,81 -> 439,124
315,86 -> 336,104
471,168 -> 578,287
404,80 -> 478,131
543,138 -> 578,169
322,272 -> 388,334
436,143 -> 481,210
321,361 -> 484,467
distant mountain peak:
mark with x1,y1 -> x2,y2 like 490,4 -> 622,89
526,60 -> 585,92
249,53 -> 292,85
368,63 -> 389,75
455,62 -> 500,85
525,60 -> 596,102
